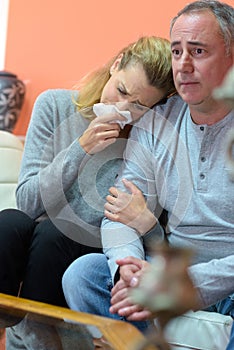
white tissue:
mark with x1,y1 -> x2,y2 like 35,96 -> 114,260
93,103 -> 132,129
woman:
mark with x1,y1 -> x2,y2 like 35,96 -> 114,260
0,36 -> 175,312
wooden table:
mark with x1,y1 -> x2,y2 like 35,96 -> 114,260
0,293 -> 149,350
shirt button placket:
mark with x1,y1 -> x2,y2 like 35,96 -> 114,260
198,126 -> 208,191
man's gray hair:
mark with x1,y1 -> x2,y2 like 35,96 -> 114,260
170,0 -> 234,56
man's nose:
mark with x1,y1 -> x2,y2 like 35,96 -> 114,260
178,52 -> 194,73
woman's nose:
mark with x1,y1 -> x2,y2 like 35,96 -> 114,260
115,101 -> 130,110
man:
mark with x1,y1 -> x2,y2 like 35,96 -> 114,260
63,0 -> 234,348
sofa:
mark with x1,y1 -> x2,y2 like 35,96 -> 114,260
0,130 -> 23,210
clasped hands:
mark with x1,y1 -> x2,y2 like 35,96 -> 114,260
109,254 -> 200,324
110,256 -> 153,322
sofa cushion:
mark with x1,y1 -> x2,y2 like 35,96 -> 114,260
0,131 -> 23,210
165,310 -> 233,350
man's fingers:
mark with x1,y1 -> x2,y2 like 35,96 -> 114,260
110,295 -> 133,314
117,303 -> 145,318
111,280 -> 126,297
126,309 -> 152,321
116,256 -> 144,269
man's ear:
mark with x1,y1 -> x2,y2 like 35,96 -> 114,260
110,54 -> 124,75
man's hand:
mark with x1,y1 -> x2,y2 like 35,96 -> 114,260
110,257 -> 153,321
109,252 -> 200,323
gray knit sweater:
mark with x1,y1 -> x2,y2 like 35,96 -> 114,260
16,89 -> 127,246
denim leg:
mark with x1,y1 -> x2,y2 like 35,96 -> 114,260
205,294 -> 234,317
216,294 -> 234,318
218,294 -> 234,350
226,322 -> 234,350
62,253 -> 150,333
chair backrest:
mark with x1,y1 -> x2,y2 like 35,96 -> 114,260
0,130 -> 24,210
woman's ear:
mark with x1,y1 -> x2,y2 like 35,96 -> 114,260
110,54 -> 123,75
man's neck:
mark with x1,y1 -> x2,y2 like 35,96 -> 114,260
189,103 -> 232,126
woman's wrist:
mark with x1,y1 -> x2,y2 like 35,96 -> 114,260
134,209 -> 157,235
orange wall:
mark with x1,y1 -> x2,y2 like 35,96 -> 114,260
4,0 -> 233,135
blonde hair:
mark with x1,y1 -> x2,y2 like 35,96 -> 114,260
75,36 -> 175,112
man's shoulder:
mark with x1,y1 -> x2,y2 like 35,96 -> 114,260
155,93 -> 186,114
135,94 -> 187,131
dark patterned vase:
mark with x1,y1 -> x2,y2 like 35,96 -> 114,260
0,71 -> 26,132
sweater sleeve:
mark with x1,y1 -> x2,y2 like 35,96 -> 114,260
188,255 -> 234,308
101,120 -> 164,282
16,89 -> 89,220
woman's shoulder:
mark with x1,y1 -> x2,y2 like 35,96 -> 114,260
35,88 -> 78,106
29,88 -> 81,130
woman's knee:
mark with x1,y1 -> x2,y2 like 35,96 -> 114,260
32,219 -> 65,248
0,208 -> 35,229
62,253 -> 108,298
0,209 -> 36,243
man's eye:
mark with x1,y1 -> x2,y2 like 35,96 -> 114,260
195,48 -> 204,54
172,49 -> 181,56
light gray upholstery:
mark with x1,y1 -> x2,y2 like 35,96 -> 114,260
0,130 -> 23,210
165,310 -> 232,350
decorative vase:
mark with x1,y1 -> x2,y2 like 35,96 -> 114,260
0,71 -> 26,132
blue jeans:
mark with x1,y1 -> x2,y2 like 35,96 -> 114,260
227,323 -> 234,350
62,253 -> 150,334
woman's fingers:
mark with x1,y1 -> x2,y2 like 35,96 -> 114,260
79,121 -> 120,154
121,178 -> 141,195
108,186 -> 119,197
92,112 -> 126,124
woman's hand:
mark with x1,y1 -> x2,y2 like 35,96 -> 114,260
79,113 -> 125,154
104,179 -> 157,234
